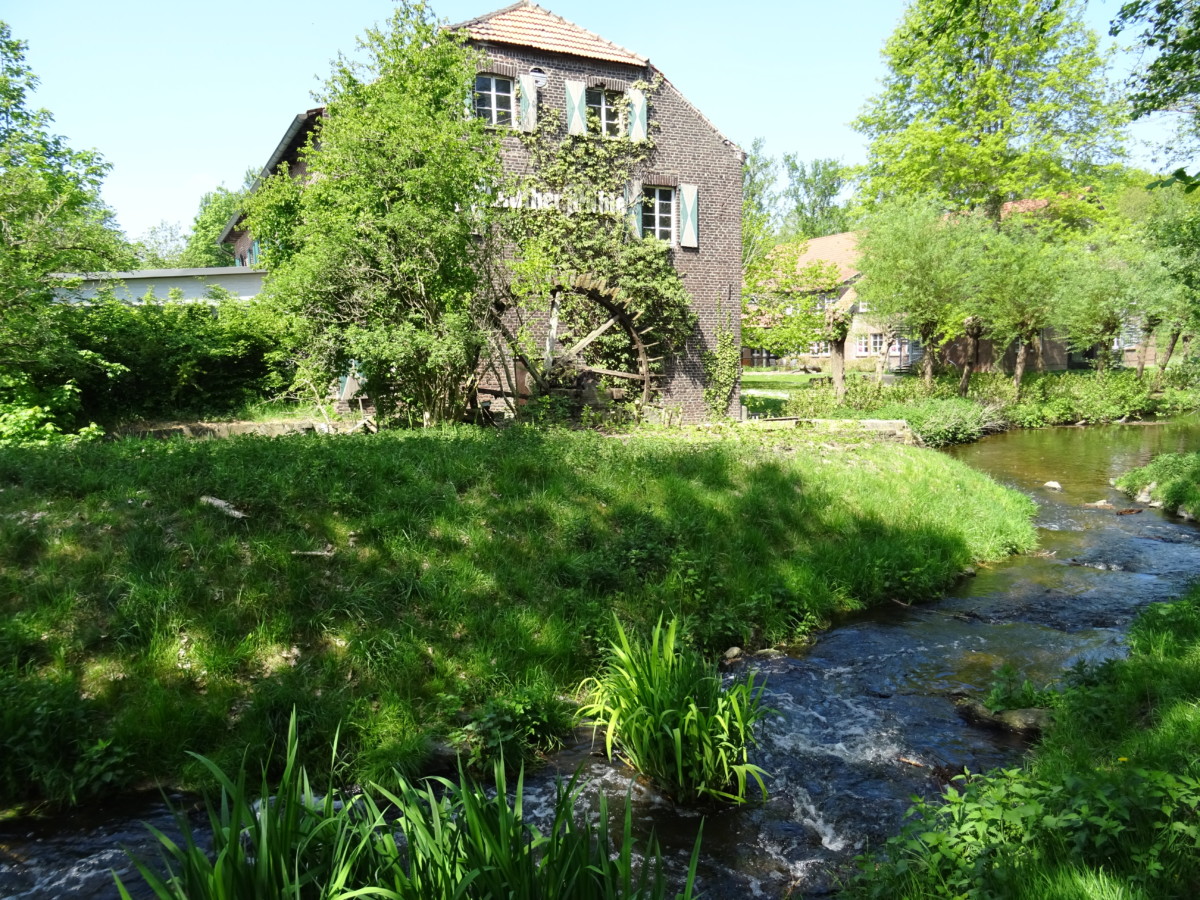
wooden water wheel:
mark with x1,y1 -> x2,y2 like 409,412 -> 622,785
491,272 -> 661,412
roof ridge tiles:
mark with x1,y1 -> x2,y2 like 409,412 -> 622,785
454,2 -> 647,67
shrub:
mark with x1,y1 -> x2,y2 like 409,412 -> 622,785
119,713 -> 699,900
55,294 -> 293,425
1116,452 -> 1200,518
874,398 -> 999,447
452,682 -> 574,771
579,617 -> 771,804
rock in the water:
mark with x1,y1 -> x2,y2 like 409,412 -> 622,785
1084,500 -> 1114,509
1136,482 -> 1157,504
956,698 -> 1051,737
724,646 -> 743,660
1044,481 -> 1063,491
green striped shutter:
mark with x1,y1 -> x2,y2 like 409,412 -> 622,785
627,88 -> 648,141
679,184 -> 699,248
565,80 -> 586,135
518,74 -> 537,132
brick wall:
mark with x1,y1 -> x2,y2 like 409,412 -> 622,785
475,43 -> 744,420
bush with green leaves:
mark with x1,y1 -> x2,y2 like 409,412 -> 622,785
1116,452 -> 1200,518
452,681 -> 574,771
984,663 -> 1058,713
55,294 -> 291,425
119,713 -> 699,900
579,617 -> 771,804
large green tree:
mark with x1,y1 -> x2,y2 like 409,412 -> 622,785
1112,0 -> 1200,191
780,156 -> 852,238
854,0 -> 1125,217
855,197 -> 986,388
179,171 -> 258,268
245,2 -> 502,426
0,22 -> 130,357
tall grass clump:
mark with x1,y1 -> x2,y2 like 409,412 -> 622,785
580,617 -> 770,804
851,586 -> 1200,899
1116,452 -> 1200,519
119,713 -> 699,900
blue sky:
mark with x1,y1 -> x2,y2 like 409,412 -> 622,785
5,0 -> 1173,240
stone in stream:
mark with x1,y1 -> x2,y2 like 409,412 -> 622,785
956,698 -> 1052,737
1044,481 -> 1063,491
1136,482 -> 1157,504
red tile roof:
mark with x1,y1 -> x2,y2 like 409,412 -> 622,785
456,2 -> 647,67
789,232 -> 861,284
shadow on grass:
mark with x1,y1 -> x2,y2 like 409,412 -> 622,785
0,426 -> 1034,803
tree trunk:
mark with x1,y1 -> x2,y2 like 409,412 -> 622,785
1012,340 -> 1029,400
958,330 -> 979,397
832,338 -> 846,403
875,337 -> 896,381
1153,329 -> 1182,389
920,331 -> 935,390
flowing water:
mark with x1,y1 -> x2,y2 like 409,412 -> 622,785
3,420 -> 1199,899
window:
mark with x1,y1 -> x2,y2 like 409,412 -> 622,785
642,186 -> 674,241
810,341 -> 830,356
586,88 -> 621,136
474,74 -> 514,127
871,332 -> 885,353
856,334 -> 869,355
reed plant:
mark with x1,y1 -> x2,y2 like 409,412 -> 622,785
580,617 -> 770,804
117,712 -> 699,900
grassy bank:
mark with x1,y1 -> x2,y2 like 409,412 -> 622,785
0,426 -> 1035,808
852,585 -> 1200,899
740,370 -> 1200,446
1116,452 -> 1200,520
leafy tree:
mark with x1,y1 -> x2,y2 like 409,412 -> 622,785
0,20 -> 131,430
780,156 -> 852,238
1054,229 -> 1175,371
972,220 -> 1064,395
245,1 -> 502,426
855,197 -> 986,389
742,137 -> 778,286
133,220 -> 186,268
1142,186 -> 1200,375
1112,0 -> 1199,191
178,174 -> 256,268
742,240 -> 841,362
854,0 -> 1125,218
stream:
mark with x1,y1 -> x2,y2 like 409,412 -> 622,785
2,420 -> 1198,899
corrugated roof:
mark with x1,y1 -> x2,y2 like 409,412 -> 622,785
456,2 -> 647,67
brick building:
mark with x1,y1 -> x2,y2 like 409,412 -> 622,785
221,1 -> 744,421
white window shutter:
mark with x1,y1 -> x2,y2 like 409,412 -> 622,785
627,88 -> 648,141
565,80 -> 587,135
625,179 -> 643,237
679,183 -> 699,248
517,74 -> 537,132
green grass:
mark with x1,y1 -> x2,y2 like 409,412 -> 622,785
118,713 -> 698,900
0,425 -> 1036,807
761,370 -> 1200,444
851,585 -> 1200,899
1116,452 -> 1200,519
579,617 -> 770,804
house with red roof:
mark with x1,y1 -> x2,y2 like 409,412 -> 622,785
222,2 -> 744,421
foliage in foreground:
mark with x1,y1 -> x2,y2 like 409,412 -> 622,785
1116,452 -> 1200,520
0,427 -> 1035,806
119,714 -> 697,900
580,617 -> 770,804
852,587 -> 1200,899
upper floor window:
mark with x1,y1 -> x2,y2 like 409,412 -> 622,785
642,186 -> 674,242
475,74 -> 514,127
586,88 -> 621,137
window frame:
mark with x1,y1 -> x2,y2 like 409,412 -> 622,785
585,87 -> 622,137
474,74 -> 515,128
641,185 -> 675,243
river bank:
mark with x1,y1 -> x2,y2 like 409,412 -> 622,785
0,425 -> 1034,811
2,420 -> 1198,897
